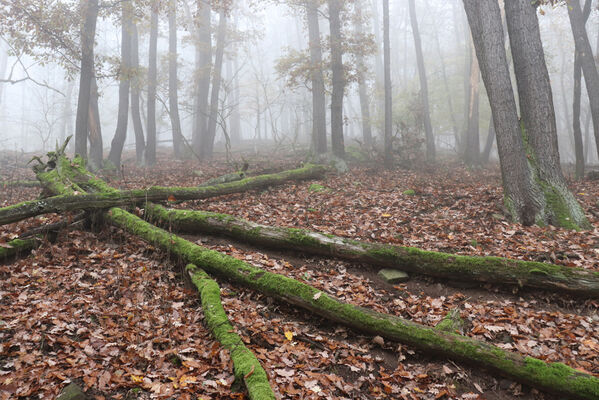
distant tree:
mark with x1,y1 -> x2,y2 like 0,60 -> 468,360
191,0 -> 212,156
328,0 -> 345,158
382,0 -> 391,168
168,0 -> 184,159
463,38 -> 480,166
463,0 -> 589,229
146,1 -> 158,166
88,76 -> 102,170
306,0 -> 327,155
130,19 -> 145,166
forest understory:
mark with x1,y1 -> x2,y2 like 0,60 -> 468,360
1,148 -> 598,400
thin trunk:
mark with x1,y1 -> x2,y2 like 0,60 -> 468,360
464,39 -> 480,166
74,0 -> 99,159
481,119 -> 495,164
202,8 -> 227,159
130,22 -> 145,165
306,0 -> 327,155
328,0 -> 345,158
231,53 -> 241,145
408,0 -> 435,162
60,81 -> 74,145
383,0 -> 392,167
567,0 -> 599,161
354,1 -> 372,148
88,76 -> 103,170
0,43 -> 8,105
192,0 -> 212,155
168,0 -> 184,158
146,4 -> 158,166
107,0 -> 132,168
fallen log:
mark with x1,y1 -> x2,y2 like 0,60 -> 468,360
144,204 -> 599,297
198,172 -> 245,187
37,156 -> 599,399
0,238 -> 39,260
187,264 -> 276,400
0,180 -> 41,188
0,158 -> 326,226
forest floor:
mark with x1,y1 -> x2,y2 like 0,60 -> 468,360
1,149 -> 598,400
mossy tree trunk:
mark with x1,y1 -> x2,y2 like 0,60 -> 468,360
145,204 -> 599,297
36,158 -> 599,400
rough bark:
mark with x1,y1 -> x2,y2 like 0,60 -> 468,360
187,265 -> 276,399
328,0 -> 345,159
567,0 -> 599,161
0,238 -> 39,260
306,0 -> 327,155
168,0 -> 184,159
36,158 -> 599,400
201,8 -> 227,160
74,0 -> 98,159
383,0 -> 392,168
192,0 -> 212,156
145,204 -> 599,297
504,0 -> 589,230
130,22 -> 146,165
408,0 -> 435,162
107,0 -> 132,168
146,4 -> 158,166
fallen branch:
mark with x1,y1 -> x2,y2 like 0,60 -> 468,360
0,238 -> 39,260
187,264 -> 276,400
144,204 -> 599,297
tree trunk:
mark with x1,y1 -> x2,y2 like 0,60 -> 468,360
36,157 -> 599,400
146,204 -> 599,297
352,1 -> 373,148
201,8 -> 227,160
59,81 -> 74,145
191,0 -> 212,156
383,0 -> 392,168
130,22 -> 145,165
88,76 -> 103,171
74,0 -> 98,160
306,0 -> 327,155
168,0 -> 184,159
146,3 -> 158,166
328,0 -> 345,159
464,38 -> 480,166
481,119 -> 495,164
408,0 -> 435,162
107,0 -> 132,168
504,0 -> 589,230
567,0 -> 599,161
572,0 -> 593,180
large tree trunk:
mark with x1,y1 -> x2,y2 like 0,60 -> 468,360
567,0 -> 599,161
408,0 -> 435,162
146,204 -> 599,297
146,3 -> 158,166
504,0 -> 589,230
88,76 -> 103,171
168,0 -> 184,159
464,38 -> 480,166
306,0 -> 327,155
201,8 -> 227,160
107,0 -> 132,168
74,0 -> 99,160
328,0 -> 345,159
191,0 -> 212,156
572,0 -> 593,180
34,157 -> 599,400
130,22 -> 146,165
383,0 -> 392,168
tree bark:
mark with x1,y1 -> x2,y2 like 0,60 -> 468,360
74,0 -> 99,160
328,0 -> 345,159
504,0 -> 589,230
192,0 -> 212,156
107,0 -> 132,168
146,3 -> 158,166
130,21 -> 146,165
88,76 -> 103,171
408,0 -> 435,162
464,38 -> 480,166
306,0 -> 327,155
168,0 -> 184,159
201,8 -> 227,160
145,204 -> 599,297
353,1 -> 373,148
481,119 -> 495,164
383,0 -> 392,168
567,0 -> 599,161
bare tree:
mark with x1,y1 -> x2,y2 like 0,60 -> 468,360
306,0 -> 327,155
328,0 -> 345,158
146,2 -> 158,166
383,0 -> 392,167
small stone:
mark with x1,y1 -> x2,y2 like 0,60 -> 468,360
378,269 -> 409,284
57,383 -> 87,400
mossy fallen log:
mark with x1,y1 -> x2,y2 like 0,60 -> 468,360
187,264 -> 276,400
144,204 -> 599,297
105,207 -> 599,400
0,238 -> 39,260
1,158 -> 326,226
198,172 -> 245,187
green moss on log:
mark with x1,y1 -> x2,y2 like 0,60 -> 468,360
0,238 -> 38,260
144,204 -> 599,297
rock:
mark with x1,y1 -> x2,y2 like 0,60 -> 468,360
378,269 -> 409,284
57,383 -> 87,400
